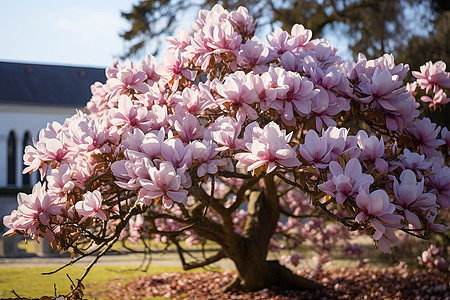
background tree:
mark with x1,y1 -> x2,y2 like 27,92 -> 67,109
121,0 -> 442,60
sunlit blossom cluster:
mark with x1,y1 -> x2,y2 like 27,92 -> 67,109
412,61 -> 450,106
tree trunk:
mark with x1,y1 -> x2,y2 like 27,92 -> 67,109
221,175 -> 321,291
224,243 -> 322,292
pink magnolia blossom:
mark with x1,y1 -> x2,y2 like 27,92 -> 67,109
121,214 -> 145,244
355,187 -> 403,252
420,88 -> 450,105
156,49 -> 196,90
229,6 -> 255,36
267,67 -> 318,125
140,129 -> 166,159
166,29 -> 192,51
235,122 -> 301,173
215,71 -> 260,122
393,169 -> 438,228
75,190 -> 107,222
412,60 -> 450,94
23,135 -> 73,179
318,158 -> 374,204
308,41 -> 340,69
111,159 -> 141,190
210,116 -> 244,151
323,127 -> 360,161
86,82 -> 109,116
305,69 -> 350,130
137,83 -> 166,108
395,148 -> 432,171
299,129 -> 333,168
22,122 -> 72,179
441,127 -> 450,148
418,244 -> 450,272
237,37 -> 271,73
290,24 -> 313,48
267,27 -> 298,57
111,129 -> 166,190
106,59 -> 149,97
172,84 -> 217,116
139,161 -> 188,208
406,118 -> 445,157
190,139 -> 225,177
190,5 -> 242,70
357,130 -> 384,161
109,95 -> 154,135
161,137 -> 192,170
352,54 -> 419,132
67,112 -> 111,153
299,126 -> 358,169
356,130 -> 387,172
47,163 -> 75,196
428,164 -> 450,208
147,104 -> 169,130
358,68 -> 402,103
137,54 -> 160,83
170,114 -> 205,143
3,183 -> 63,239
279,51 -> 303,73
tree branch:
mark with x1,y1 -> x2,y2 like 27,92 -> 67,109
227,177 -> 260,213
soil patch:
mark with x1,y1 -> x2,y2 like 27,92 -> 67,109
88,266 -> 449,299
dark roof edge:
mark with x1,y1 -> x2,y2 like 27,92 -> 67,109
0,99 -> 86,108
0,60 -> 107,70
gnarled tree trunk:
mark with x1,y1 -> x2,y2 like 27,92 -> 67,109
220,175 -> 321,291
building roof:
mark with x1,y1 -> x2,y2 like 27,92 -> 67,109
0,61 -> 106,107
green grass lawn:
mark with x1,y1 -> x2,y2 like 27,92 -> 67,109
0,265 -> 185,299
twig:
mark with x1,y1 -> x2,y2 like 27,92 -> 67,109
66,235 -> 120,298
218,170 -> 255,179
227,177 -> 259,213
275,172 -> 307,192
41,243 -> 104,275
10,290 -> 22,299
66,274 -> 76,287
82,171 -> 110,193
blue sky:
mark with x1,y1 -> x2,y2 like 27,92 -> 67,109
0,1 -> 351,69
0,1 -> 139,68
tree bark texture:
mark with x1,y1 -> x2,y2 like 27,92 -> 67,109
217,175 -> 321,291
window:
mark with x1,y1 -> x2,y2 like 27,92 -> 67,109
7,131 -> 16,185
22,131 -> 32,186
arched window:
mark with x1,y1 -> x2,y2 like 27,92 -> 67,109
7,131 -> 16,185
22,131 -> 32,186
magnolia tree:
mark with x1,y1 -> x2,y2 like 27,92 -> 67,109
4,4 -> 450,296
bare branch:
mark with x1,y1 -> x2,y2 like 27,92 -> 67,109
227,177 -> 260,213
182,250 -> 226,270
218,170 -> 256,179
172,237 -> 226,270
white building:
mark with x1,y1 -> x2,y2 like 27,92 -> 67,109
0,61 -> 105,226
